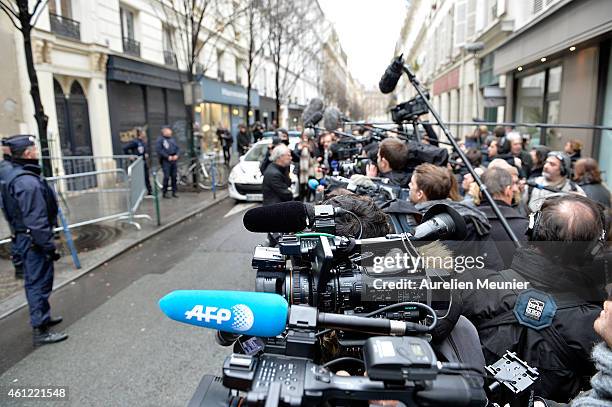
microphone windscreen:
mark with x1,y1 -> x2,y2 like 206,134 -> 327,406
323,107 -> 341,131
308,179 -> 319,190
243,201 -> 308,233
302,98 -> 325,125
159,290 -> 289,337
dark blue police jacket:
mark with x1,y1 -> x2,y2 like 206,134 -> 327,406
155,136 -> 180,160
123,138 -> 148,157
0,161 -> 58,253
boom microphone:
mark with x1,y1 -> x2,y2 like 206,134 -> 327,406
379,55 -> 405,94
305,111 -> 323,127
243,201 -> 309,233
323,106 -> 342,131
302,98 -> 324,126
158,290 -> 289,337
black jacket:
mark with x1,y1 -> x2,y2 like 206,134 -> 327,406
458,248 -> 603,402
478,200 -> 529,268
262,163 -> 293,206
237,131 -> 251,153
579,181 -> 611,209
380,169 -> 411,188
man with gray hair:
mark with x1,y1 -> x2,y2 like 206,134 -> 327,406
262,143 -> 293,206
506,131 -> 532,178
479,167 -> 528,267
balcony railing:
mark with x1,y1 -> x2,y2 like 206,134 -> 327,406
49,13 -> 80,41
123,37 -> 141,57
163,50 -> 175,66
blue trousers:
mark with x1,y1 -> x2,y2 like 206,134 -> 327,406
19,234 -> 54,328
161,160 -> 177,193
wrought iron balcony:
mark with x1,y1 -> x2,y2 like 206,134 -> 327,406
163,50 -> 175,66
122,37 -> 141,57
49,13 -> 80,41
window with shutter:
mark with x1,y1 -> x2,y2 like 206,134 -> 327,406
454,0 -> 466,48
533,0 -> 544,14
467,0 -> 476,40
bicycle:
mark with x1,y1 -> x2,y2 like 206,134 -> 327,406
155,152 -> 228,191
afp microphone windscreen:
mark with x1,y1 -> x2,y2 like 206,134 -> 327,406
243,201 -> 309,233
159,290 -> 288,337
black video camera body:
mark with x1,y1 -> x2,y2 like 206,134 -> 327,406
391,92 -> 431,124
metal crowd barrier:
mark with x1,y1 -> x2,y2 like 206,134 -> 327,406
0,155 -> 151,245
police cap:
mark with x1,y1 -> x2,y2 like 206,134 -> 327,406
2,134 -> 36,152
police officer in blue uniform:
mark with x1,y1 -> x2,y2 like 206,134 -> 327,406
0,135 -> 67,345
123,127 -> 152,195
155,125 -> 180,198
0,139 -> 24,279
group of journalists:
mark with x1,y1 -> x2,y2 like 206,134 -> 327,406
256,117 -> 612,406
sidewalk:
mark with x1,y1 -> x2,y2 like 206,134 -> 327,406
0,189 -> 229,319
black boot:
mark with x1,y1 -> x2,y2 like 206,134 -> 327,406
172,192 -> 178,198
33,326 -> 68,346
46,316 -> 63,327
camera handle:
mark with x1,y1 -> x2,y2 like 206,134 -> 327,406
401,63 -> 521,247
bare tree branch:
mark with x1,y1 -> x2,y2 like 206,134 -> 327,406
30,0 -> 49,28
0,0 -> 20,22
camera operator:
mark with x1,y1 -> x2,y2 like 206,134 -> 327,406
323,193 -> 392,238
407,163 -> 504,269
458,194 -> 606,402
524,151 -> 585,213
365,138 -> 411,188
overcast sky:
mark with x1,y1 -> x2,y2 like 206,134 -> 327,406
318,0 -> 408,90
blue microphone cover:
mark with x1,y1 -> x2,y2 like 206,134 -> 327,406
307,179 -> 319,190
159,290 -> 289,337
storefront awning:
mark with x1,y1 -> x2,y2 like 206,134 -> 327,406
199,77 -> 259,107
493,0 -> 612,75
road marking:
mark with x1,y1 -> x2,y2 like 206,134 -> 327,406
224,203 -> 257,218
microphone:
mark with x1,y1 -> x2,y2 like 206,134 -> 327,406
243,201 -> 310,233
323,106 -> 342,131
308,179 -> 320,190
525,180 -> 560,193
160,290 -> 430,337
304,111 -> 323,127
243,201 -> 349,233
158,290 -> 289,337
379,55 -> 405,94
302,98 -> 324,126
412,204 -> 467,240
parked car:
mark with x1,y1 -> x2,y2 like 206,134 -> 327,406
228,137 -> 300,202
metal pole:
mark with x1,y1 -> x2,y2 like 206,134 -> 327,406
401,63 -> 522,246
153,170 -> 161,226
51,185 -> 81,269
346,120 -> 612,132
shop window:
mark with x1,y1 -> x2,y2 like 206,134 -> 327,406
514,66 -> 562,146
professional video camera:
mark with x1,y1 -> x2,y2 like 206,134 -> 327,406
391,92 -> 430,124
244,202 -> 467,316
159,290 -> 539,406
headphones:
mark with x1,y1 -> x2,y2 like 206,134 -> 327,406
527,194 -> 607,260
547,151 -> 571,177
